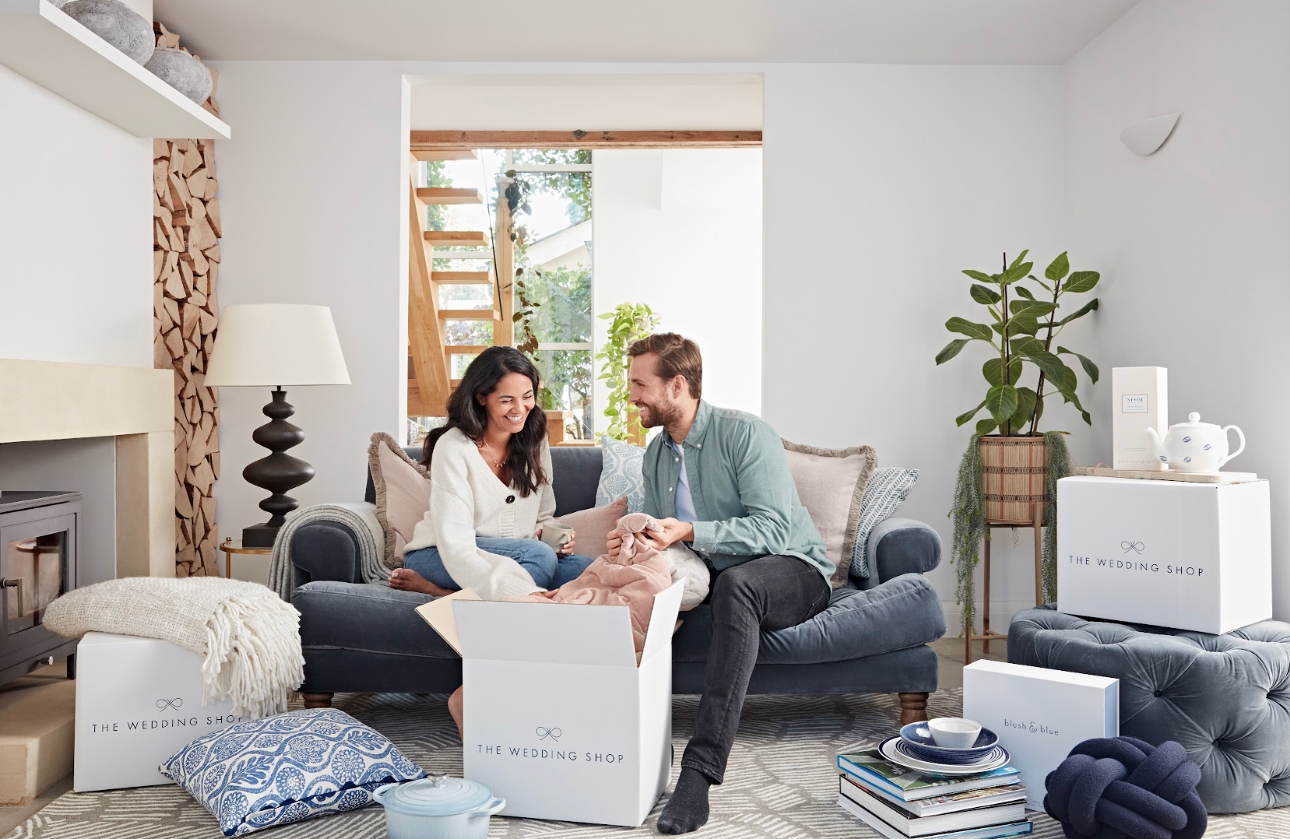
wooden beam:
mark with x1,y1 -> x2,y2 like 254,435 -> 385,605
424,230 -> 489,248
410,130 -> 762,150
416,187 -> 484,205
412,148 -> 478,162
439,309 -> 500,321
407,181 -> 453,415
493,187 -> 514,347
432,270 -> 492,284
445,345 -> 490,355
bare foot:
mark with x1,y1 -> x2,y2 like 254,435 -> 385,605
389,568 -> 455,597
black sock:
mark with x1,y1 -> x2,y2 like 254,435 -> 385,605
657,766 -> 713,834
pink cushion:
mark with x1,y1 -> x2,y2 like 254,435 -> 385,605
368,432 -> 430,568
555,496 -> 629,560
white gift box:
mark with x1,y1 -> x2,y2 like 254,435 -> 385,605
1057,476 -> 1271,633
1112,367 -> 1168,470
73,632 -> 248,792
419,582 -> 685,827
963,659 -> 1118,810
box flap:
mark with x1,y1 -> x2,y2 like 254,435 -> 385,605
455,599 -> 637,667
414,588 -> 482,656
639,581 -> 686,665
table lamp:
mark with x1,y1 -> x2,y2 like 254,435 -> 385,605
204,304 -> 350,548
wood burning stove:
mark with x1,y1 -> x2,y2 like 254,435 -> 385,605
0,491 -> 80,686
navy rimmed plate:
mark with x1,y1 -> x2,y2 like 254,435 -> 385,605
878,736 -> 1010,777
899,722 -> 999,764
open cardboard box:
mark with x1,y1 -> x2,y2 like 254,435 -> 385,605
417,581 -> 685,827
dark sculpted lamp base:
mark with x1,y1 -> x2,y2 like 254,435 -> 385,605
241,387 -> 314,548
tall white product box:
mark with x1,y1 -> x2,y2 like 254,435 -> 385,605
455,583 -> 684,827
1112,366 -> 1168,470
74,632 -> 246,792
963,660 -> 1118,810
1057,476 -> 1271,634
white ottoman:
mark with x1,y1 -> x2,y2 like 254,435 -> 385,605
74,632 -> 248,791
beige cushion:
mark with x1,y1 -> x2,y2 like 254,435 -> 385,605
368,432 -> 431,568
782,439 -> 876,588
555,496 -> 629,561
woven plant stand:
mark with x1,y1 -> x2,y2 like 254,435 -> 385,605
966,436 -> 1047,664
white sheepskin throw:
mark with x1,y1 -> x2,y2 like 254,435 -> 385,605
44,577 -> 304,718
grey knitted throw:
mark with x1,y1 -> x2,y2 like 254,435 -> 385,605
267,502 -> 389,602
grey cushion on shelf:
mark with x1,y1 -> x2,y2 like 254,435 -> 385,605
61,0 -> 154,65
1008,608 -> 1290,814
145,47 -> 213,104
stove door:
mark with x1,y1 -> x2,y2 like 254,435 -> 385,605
2,512 -> 75,639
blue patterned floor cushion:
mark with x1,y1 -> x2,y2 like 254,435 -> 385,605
160,708 -> 425,836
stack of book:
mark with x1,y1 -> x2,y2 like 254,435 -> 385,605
836,750 -> 1032,839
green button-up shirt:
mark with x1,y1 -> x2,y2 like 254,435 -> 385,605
641,401 -> 833,581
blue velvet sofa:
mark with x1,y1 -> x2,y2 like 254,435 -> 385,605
286,445 -> 947,723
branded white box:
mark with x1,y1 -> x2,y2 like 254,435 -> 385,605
74,632 -> 247,792
963,660 -> 1118,810
1057,476 -> 1271,634
1112,367 -> 1168,470
436,583 -> 684,827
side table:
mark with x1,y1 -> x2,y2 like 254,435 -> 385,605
218,537 -> 271,579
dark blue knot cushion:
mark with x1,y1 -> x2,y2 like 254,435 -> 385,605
1044,736 -> 1207,839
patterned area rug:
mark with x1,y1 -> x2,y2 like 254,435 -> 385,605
5,689 -> 1281,838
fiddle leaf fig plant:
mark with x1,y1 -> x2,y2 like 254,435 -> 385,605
935,250 -> 1101,436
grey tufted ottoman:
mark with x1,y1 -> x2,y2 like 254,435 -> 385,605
1008,607 -> 1290,814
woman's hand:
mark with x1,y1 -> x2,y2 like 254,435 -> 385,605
558,530 -> 577,555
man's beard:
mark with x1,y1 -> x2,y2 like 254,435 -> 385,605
637,398 -> 682,429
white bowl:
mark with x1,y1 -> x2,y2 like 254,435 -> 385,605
927,717 -> 982,749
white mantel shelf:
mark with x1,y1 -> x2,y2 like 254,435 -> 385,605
0,0 -> 230,140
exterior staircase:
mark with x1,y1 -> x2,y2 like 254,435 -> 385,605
406,149 -> 514,417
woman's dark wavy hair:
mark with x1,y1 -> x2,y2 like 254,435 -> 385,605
420,346 -> 547,495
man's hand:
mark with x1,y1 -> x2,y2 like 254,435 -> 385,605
607,531 -> 624,559
642,518 -> 694,551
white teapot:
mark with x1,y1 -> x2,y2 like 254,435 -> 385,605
1145,412 -> 1245,473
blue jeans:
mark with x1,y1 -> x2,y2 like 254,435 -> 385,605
404,538 -> 594,591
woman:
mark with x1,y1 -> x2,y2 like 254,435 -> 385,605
389,346 -> 593,600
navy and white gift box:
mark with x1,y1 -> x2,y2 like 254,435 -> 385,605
964,659 -> 1118,810
1057,476 -> 1271,634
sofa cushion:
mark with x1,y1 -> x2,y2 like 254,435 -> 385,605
549,445 -> 603,515
672,573 -> 945,665
851,467 -> 920,580
596,436 -> 647,513
294,581 -> 457,660
781,439 -> 875,588
555,496 -> 628,560
367,433 -> 430,568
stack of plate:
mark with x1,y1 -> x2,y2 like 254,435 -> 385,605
878,723 -> 1009,777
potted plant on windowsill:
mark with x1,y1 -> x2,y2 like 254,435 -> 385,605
935,250 -> 1099,636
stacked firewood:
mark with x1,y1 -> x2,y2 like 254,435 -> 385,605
151,22 -> 222,577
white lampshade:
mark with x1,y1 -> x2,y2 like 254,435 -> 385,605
204,304 -> 351,388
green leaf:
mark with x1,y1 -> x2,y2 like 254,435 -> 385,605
945,317 -> 994,341
1011,386 -> 1038,430
1057,297 -> 1099,326
982,356 -> 1023,386
1063,271 -> 1100,294
1056,386 -> 1093,426
1010,336 -> 1045,356
1045,252 -> 1070,282
1013,286 -> 1036,301
1009,300 -> 1056,318
1057,346 -> 1100,384
962,269 -> 997,284
976,418 -> 999,435
935,339 -> 970,365
1027,351 -> 1077,391
986,384 -> 1020,426
970,284 -> 1001,305
956,399 -> 987,427
1006,315 -> 1040,337
1007,250 -> 1030,272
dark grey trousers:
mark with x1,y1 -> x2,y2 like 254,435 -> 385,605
680,554 -> 831,783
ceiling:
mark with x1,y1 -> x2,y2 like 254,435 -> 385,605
152,0 -> 1139,64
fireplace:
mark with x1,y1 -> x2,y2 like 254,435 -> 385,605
0,491 -> 80,687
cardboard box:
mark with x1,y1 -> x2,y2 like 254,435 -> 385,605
1112,367 -> 1168,470
420,583 -> 685,827
1057,476 -> 1271,633
963,660 -> 1118,810
74,632 -> 248,792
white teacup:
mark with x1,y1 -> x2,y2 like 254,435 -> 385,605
927,717 -> 982,749
539,522 -> 574,550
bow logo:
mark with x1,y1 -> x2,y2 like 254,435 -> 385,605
1121,541 -> 1145,554
156,697 -> 184,712
536,726 -> 562,741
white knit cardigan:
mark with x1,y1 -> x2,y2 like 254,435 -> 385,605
403,427 -> 556,600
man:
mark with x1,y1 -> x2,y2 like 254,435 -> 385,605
610,333 -> 833,834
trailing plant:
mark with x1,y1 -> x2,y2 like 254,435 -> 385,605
935,250 -> 1101,436
596,302 -> 660,442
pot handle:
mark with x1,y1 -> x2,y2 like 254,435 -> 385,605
371,783 -> 397,805
468,797 -> 506,818
1218,426 -> 1245,468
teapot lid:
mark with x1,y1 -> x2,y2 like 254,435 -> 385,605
379,773 -> 492,816
1177,412 -> 1210,426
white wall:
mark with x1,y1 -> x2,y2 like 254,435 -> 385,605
0,65 -> 153,369
593,148 -> 763,420
761,65 -> 1069,627
1065,0 -> 1290,618
204,62 -> 409,553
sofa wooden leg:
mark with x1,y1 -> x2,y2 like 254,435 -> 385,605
302,692 -> 334,709
898,692 -> 929,725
